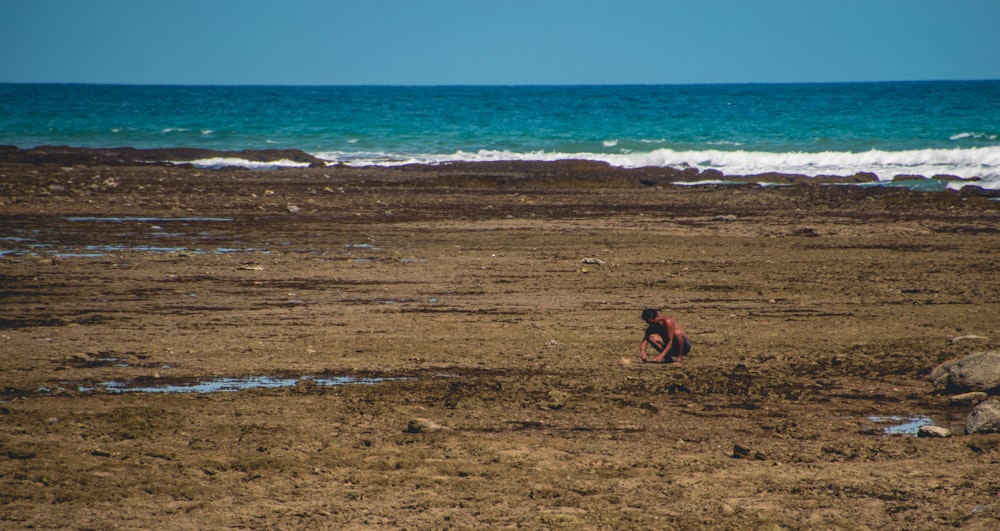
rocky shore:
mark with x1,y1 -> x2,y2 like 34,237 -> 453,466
2,147 -> 999,528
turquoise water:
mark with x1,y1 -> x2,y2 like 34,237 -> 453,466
1,82 -> 998,186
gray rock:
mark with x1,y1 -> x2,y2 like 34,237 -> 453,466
917,425 -> 951,438
965,398 -> 1000,435
948,391 -> 989,406
930,352 -> 1000,393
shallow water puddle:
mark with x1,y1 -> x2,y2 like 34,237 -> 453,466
94,375 -> 402,394
0,242 -> 266,258
344,243 -> 381,251
868,415 -> 934,436
1,216 -> 264,257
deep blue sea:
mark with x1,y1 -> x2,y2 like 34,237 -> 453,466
2,81 -> 998,188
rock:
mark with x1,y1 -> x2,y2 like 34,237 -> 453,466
286,204 -> 301,214
948,392 -> 989,406
406,418 -> 447,433
965,398 -> 1000,434
581,258 -> 604,265
731,444 -> 765,460
950,334 -> 990,343
917,425 -> 951,438
851,172 -> 879,182
930,352 -> 1000,393
545,390 -> 571,410
712,215 -> 738,222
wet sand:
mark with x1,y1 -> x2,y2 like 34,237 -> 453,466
2,150 -> 1000,528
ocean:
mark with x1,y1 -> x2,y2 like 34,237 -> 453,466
1,81 -> 999,188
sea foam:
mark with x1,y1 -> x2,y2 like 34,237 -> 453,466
312,146 -> 1000,188
180,157 -> 311,170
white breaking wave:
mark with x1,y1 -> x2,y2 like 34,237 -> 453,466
178,157 -> 312,170
950,131 -> 998,141
313,146 -> 1000,189
170,147 -> 1000,190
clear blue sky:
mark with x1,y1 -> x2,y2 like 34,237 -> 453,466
2,0 -> 998,85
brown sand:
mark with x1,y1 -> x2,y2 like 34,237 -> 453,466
2,152 -> 999,528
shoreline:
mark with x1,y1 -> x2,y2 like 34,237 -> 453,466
2,145 -> 998,196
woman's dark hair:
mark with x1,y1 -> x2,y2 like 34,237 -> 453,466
641,309 -> 658,321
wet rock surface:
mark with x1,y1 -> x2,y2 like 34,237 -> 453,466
1,149 -> 999,528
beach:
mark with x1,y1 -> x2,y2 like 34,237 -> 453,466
2,148 -> 1000,528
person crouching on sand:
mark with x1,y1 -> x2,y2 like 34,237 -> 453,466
639,309 -> 691,365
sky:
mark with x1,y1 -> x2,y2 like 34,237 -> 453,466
2,0 -> 998,86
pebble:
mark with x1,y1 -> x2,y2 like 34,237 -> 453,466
950,335 -> 990,343
407,418 -> 448,433
731,444 -> 765,460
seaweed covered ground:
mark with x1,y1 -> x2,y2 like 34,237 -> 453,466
2,152 -> 999,528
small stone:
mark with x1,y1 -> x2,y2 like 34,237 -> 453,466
950,335 -> 990,343
545,390 -> 571,410
732,444 -> 752,459
917,425 -> 951,438
407,418 -> 447,433
286,204 -> 301,214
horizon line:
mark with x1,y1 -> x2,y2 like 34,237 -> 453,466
2,78 -> 999,89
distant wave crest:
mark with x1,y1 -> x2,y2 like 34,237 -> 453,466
950,131 -> 998,141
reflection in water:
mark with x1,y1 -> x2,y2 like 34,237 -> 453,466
868,415 -> 934,436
